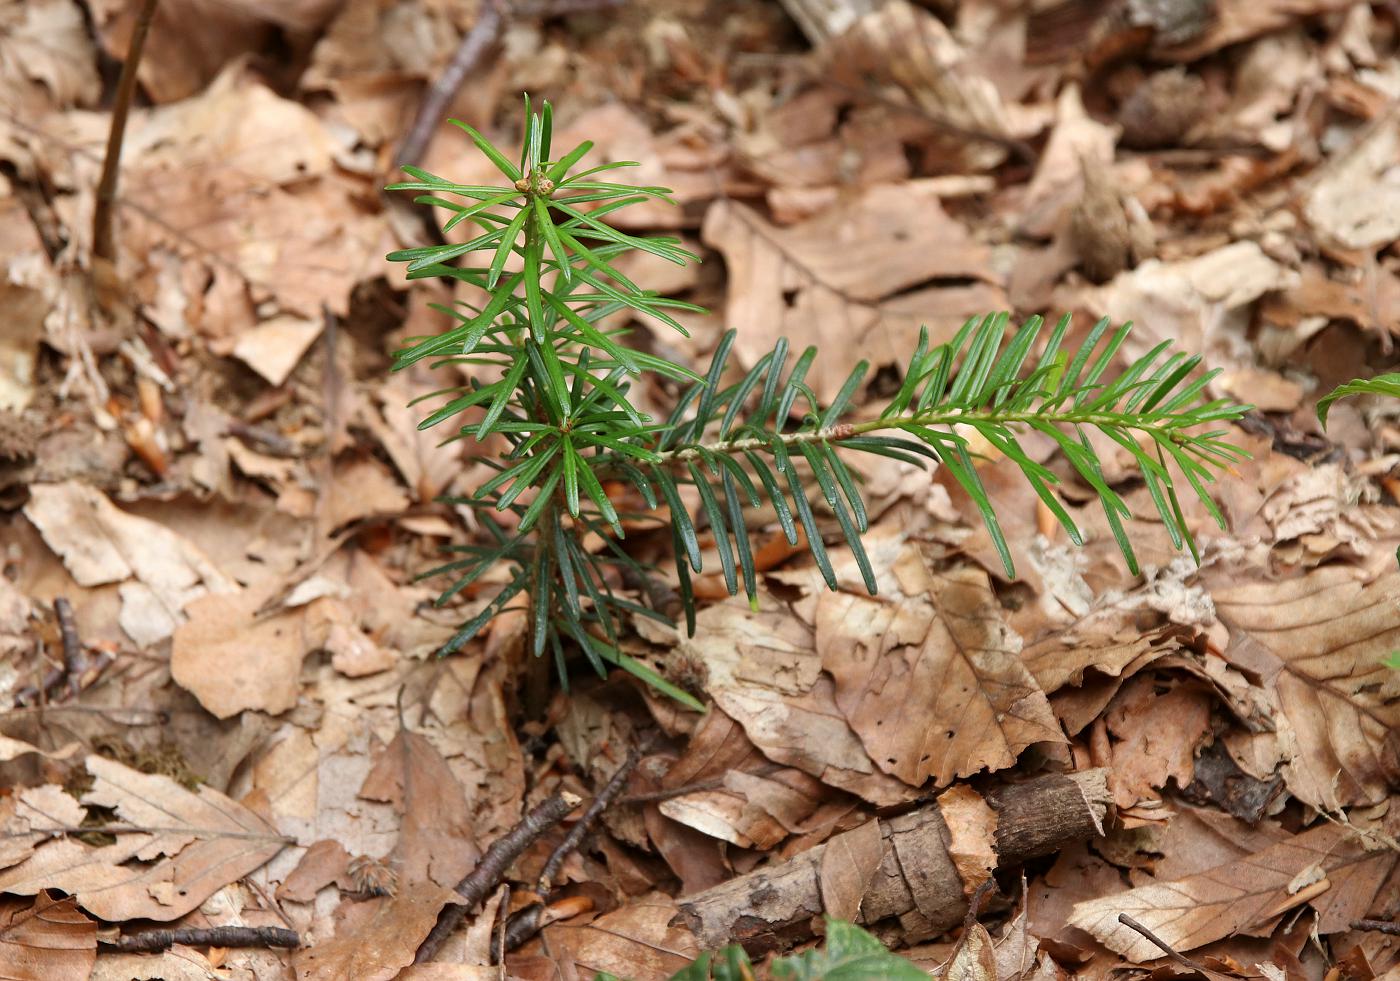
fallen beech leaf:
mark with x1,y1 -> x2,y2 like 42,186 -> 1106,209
945,920 -> 998,981
172,587 -> 307,718
817,555 -> 1063,787
678,595 -> 918,806
1209,565 -> 1400,809
292,885 -> 463,981
1104,677 -> 1214,808
936,785 -> 998,897
89,946 -> 219,981
819,817 -> 885,922
543,896 -> 702,979
231,315 -> 323,386
0,756 -> 285,921
0,891 -> 95,981
1069,820 -> 1395,962
24,481 -> 236,647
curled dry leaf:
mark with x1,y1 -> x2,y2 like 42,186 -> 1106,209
1069,819 -> 1396,962
0,891 -> 95,981
0,755 -> 285,922
542,896 -> 702,979
936,785 -> 998,898
1208,565 -> 1400,809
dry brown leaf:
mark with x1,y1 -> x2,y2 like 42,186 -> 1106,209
542,895 -> 702,979
818,817 -> 885,922
171,587 -> 307,719
1069,819 -> 1396,962
230,315 -> 324,387
1159,0 -> 1361,62
936,785 -> 998,897
1020,84 -> 1117,238
24,480 -> 236,647
371,371 -> 464,503
816,553 -> 1063,788
1104,676 -> 1214,807
293,884 -> 463,981
702,190 -> 1001,402
945,920 -> 998,981
0,891 -> 95,981
1209,565 -> 1400,809
677,594 -> 918,806
1,784 -> 87,871
0,755 -> 285,921
90,946 -> 219,981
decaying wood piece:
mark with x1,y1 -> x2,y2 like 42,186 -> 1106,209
674,769 -> 1111,952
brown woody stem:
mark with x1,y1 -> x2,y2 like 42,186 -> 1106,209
93,0 -> 159,264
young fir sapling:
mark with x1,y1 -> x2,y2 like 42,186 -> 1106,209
386,97 -> 1251,705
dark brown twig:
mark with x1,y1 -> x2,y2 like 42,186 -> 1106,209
54,598 -> 82,698
414,792 -> 578,964
538,749 -> 640,890
99,925 -> 300,953
1117,914 -> 1211,974
397,0 -> 504,169
1352,918 -> 1400,936
93,0 -> 159,263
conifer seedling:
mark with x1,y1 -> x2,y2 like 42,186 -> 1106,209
387,97 -> 1251,707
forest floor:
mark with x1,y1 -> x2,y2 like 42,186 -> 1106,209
1,0 -> 1399,978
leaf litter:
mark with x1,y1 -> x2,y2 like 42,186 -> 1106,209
1,0 -> 1400,978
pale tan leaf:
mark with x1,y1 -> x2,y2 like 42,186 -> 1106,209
1,785 -> 88,871
171,587 -> 307,719
819,817 -> 885,922
946,921 -> 998,981
817,555 -> 1063,787
23,481 -> 236,647
1209,566 -> 1400,809
0,755 -> 286,922
1069,821 -> 1395,962
90,945 -> 219,981
0,892 -> 95,981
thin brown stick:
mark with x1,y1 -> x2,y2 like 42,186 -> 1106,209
538,748 -> 640,890
1117,914 -> 1211,973
99,925 -> 299,953
54,598 -> 81,698
1352,919 -> 1400,937
93,0 -> 159,263
414,792 -> 578,964
397,0 -> 504,169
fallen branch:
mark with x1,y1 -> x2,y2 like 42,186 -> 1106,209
674,769 -> 1112,953
100,925 -> 300,953
415,792 -> 579,964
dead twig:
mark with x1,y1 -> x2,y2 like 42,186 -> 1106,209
93,0 -> 160,263
538,748 -> 640,890
1352,918 -> 1400,937
54,598 -> 82,698
414,792 -> 579,964
397,0 -> 504,169
99,925 -> 299,953
1116,914 -> 1212,974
